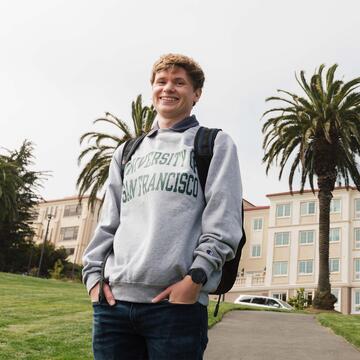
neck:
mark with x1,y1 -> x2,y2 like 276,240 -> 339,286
157,114 -> 190,129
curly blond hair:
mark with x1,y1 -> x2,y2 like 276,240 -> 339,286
150,54 -> 205,90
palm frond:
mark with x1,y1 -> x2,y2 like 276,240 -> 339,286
77,95 -> 156,212
263,64 -> 360,196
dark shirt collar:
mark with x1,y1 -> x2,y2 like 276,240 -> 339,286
147,115 -> 199,137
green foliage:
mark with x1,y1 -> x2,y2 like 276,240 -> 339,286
50,259 -> 64,279
77,94 -> 156,212
262,64 -> 360,192
62,262 -> 83,282
0,157 -> 22,222
0,141 -> 47,273
29,242 -> 69,278
0,141 -> 76,277
262,64 -> 360,310
288,288 -> 308,310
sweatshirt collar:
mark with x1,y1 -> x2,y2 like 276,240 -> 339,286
147,115 -> 199,137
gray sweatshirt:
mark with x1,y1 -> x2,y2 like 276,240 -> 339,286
82,116 -> 242,306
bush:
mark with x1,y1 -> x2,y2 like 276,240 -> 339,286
288,288 -> 308,310
29,242 -> 69,277
49,259 -> 64,279
63,262 -> 83,282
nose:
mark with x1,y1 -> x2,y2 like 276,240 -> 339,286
163,81 -> 175,92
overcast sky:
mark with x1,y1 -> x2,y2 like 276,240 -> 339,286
1,0 -> 359,206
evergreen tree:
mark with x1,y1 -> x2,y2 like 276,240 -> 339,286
0,141 -> 46,272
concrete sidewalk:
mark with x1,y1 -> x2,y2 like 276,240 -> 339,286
205,311 -> 360,360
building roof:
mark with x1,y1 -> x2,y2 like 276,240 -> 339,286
39,195 -> 102,204
41,195 -> 256,207
243,199 -> 256,208
266,185 -> 359,198
244,206 -> 270,212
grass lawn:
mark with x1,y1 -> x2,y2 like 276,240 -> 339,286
2,272 -> 359,358
0,272 -> 288,359
316,312 -> 360,350
0,272 -> 93,360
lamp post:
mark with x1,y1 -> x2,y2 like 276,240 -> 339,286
71,243 -> 79,279
37,213 -> 53,277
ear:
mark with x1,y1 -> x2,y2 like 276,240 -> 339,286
193,88 -> 202,104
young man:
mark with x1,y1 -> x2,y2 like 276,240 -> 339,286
82,54 -> 243,360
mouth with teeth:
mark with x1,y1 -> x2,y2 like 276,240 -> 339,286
160,96 -> 179,103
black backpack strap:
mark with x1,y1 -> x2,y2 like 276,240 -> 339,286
120,133 -> 147,181
194,127 -> 246,317
194,127 -> 222,193
98,247 -> 114,303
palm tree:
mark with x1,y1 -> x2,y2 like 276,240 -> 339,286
77,95 -> 157,211
262,64 -> 360,309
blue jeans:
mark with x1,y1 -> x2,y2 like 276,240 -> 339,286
92,300 -> 208,360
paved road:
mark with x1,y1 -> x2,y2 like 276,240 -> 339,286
205,311 -> 360,360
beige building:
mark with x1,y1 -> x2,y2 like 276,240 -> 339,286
227,187 -> 360,315
33,189 -> 360,314
32,196 -> 101,264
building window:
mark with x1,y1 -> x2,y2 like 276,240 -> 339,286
45,206 -> 57,217
329,228 -> 340,243
299,230 -> 314,245
355,199 -> 360,218
251,244 -> 261,257
50,206 -> 57,217
355,229 -> 360,249
253,218 -> 263,231
60,226 -> 79,241
300,201 -> 316,216
65,248 -> 75,256
63,204 -> 82,217
299,260 -> 313,275
355,259 -> 360,280
272,292 -> 287,301
330,199 -> 341,214
276,204 -> 291,218
355,290 -> 360,313
329,258 -> 340,273
273,261 -> 288,276
274,232 -> 290,246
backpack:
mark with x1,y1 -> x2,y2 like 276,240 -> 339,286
99,126 -> 246,316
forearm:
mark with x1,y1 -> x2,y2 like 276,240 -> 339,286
82,147 -> 123,292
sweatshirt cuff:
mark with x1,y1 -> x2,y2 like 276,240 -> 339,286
85,273 -> 101,295
190,255 -> 215,282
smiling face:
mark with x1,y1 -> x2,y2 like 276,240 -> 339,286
152,66 -> 202,125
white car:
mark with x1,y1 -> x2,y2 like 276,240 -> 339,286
234,295 -> 294,310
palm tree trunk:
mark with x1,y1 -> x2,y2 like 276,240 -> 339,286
313,178 -> 337,310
